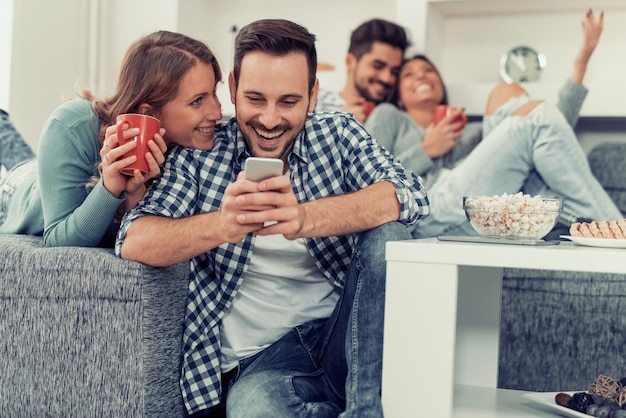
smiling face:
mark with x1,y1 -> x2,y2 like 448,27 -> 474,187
229,50 -> 317,160
154,63 -> 223,151
397,57 -> 446,110
349,41 -> 404,103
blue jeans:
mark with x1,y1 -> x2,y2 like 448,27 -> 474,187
0,110 -> 35,173
212,222 -> 411,418
412,102 -> 622,238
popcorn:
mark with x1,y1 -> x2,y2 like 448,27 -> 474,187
463,193 -> 562,239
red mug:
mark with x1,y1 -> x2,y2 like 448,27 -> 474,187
434,105 -> 467,129
116,113 -> 160,175
363,101 -> 376,118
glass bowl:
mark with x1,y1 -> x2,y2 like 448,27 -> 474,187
463,194 -> 562,240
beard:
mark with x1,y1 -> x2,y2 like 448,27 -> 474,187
242,119 -> 299,160
355,78 -> 392,104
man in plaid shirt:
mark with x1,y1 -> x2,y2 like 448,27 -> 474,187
314,19 -> 409,124
117,18 -> 429,418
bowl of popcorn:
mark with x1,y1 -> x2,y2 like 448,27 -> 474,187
463,193 -> 562,240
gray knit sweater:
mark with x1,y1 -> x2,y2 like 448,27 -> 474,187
365,79 -> 588,189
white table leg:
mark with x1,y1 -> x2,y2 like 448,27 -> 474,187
454,266 -> 503,387
382,261 -> 459,417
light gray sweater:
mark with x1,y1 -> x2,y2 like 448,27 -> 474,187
365,79 -> 588,189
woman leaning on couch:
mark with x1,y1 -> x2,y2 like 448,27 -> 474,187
0,30 -> 224,247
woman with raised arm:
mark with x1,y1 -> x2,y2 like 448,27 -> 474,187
366,10 -> 620,238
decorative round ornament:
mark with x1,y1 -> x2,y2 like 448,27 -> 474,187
500,45 -> 546,83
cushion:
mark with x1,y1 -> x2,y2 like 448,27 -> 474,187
588,143 -> 626,215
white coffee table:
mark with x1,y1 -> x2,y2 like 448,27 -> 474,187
382,237 -> 626,417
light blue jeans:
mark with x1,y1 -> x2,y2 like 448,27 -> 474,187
0,110 -> 36,226
0,110 -> 35,173
412,102 -> 622,238
216,222 -> 411,418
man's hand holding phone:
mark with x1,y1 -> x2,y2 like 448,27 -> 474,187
236,157 -> 303,237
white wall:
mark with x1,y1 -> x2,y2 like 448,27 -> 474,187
96,0 -> 179,97
8,0 -> 90,151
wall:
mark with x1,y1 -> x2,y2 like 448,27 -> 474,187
8,0 -> 90,150
96,0 -> 179,97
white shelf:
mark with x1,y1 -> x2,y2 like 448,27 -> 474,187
429,0 -> 626,17
423,0 -> 626,117
448,82 -> 626,117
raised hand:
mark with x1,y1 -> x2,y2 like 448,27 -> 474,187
571,9 -> 604,84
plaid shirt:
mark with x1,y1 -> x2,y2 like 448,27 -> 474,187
116,111 -> 429,414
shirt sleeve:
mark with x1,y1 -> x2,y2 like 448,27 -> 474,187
556,79 -> 588,129
38,102 -> 124,247
115,146 -> 201,255
365,104 -> 434,178
341,114 -> 430,226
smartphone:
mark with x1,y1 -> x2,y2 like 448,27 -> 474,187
244,157 -> 284,181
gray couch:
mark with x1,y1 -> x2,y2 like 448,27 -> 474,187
0,143 -> 624,416
0,235 -> 189,417
498,142 -> 626,392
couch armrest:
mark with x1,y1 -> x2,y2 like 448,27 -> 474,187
0,234 -> 189,417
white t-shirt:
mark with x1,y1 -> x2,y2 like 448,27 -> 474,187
219,232 -> 340,372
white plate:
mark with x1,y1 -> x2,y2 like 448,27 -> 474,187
522,391 -> 588,417
561,235 -> 626,248
437,235 -> 560,246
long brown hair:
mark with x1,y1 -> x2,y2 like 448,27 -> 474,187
82,30 -> 222,145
